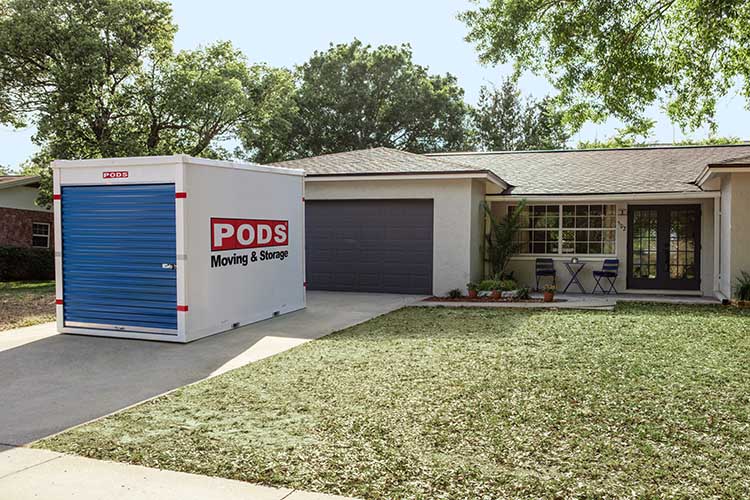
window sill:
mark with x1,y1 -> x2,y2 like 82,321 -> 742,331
510,255 -> 617,261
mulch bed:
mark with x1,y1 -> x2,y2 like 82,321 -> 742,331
424,296 -> 548,303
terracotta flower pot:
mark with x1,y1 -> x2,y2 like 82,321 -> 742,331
543,291 -> 555,303
491,290 -> 501,299
468,289 -> 478,298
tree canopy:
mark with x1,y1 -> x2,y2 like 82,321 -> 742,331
471,78 -> 569,151
0,0 -> 291,203
241,40 -> 471,163
460,0 -> 750,132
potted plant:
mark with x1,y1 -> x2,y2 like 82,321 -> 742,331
543,284 -> 556,303
499,279 -> 519,299
478,279 -> 499,298
466,282 -> 479,298
478,279 -> 503,299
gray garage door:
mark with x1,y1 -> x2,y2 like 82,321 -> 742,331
305,199 -> 433,294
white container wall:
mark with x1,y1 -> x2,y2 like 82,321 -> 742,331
52,155 -> 305,343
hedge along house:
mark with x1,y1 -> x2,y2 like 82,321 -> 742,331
272,144 -> 750,300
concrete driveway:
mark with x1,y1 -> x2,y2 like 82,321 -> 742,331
0,291 -> 422,446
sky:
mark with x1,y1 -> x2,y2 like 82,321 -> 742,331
2,0 -> 749,170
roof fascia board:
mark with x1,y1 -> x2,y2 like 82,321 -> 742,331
0,176 -> 41,190
486,191 -> 720,202
696,165 -> 750,186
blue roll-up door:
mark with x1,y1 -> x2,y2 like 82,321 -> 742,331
61,184 -> 178,333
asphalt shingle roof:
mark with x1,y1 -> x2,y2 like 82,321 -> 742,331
270,147 -> 488,175
707,154 -> 750,167
270,144 -> 750,195
429,145 -> 750,195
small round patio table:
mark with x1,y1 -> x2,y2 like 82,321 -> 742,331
563,262 -> 587,293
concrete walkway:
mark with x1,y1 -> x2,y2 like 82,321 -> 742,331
414,292 -> 721,311
0,291 -> 423,446
0,446 -> 356,500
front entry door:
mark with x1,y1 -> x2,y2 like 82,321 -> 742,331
627,205 -> 701,291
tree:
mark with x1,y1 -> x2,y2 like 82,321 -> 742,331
0,0 -> 176,158
460,0 -> 750,132
483,199 -> 526,279
0,0 -> 291,204
471,78 -> 570,151
577,120 -> 745,149
577,120 -> 655,149
137,42 -> 289,157
241,40 -> 471,162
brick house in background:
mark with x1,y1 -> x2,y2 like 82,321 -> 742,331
0,175 -> 54,249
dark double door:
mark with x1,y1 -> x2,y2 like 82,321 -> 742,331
627,205 -> 701,291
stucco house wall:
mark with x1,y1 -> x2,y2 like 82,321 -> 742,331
0,185 -> 48,212
728,173 -> 750,297
304,178 -> 483,296
469,179 -> 487,283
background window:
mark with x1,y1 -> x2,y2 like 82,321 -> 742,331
32,222 -> 50,248
509,204 -> 616,255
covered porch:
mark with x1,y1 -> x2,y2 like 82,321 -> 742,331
483,191 -> 722,299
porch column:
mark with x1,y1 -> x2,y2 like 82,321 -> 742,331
714,194 -> 722,298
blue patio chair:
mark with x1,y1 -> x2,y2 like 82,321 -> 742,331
593,259 -> 619,294
535,258 -> 556,291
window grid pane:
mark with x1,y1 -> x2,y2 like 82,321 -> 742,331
510,204 -> 616,255
32,222 -> 50,248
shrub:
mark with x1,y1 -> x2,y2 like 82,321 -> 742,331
0,246 -> 55,281
478,279 -> 500,292
498,279 -> 518,291
448,288 -> 462,299
478,279 -> 518,292
516,287 -> 531,300
736,271 -> 750,301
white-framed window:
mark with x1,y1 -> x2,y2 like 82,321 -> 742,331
509,204 -> 617,256
32,222 -> 50,248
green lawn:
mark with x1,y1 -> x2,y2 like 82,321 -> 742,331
38,304 -> 750,499
0,280 -> 55,331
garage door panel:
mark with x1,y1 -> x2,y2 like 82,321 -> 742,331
358,274 -> 384,288
358,250 -> 383,264
361,227 -> 386,239
306,200 -> 433,294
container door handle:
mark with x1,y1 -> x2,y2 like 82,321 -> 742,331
162,263 -> 176,270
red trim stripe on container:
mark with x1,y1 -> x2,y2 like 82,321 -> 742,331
175,192 -> 187,199
53,194 -> 61,200
55,299 -> 63,305
177,305 -> 189,312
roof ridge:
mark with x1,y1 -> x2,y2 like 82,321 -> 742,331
427,143 -> 750,156
273,146 -> 483,171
